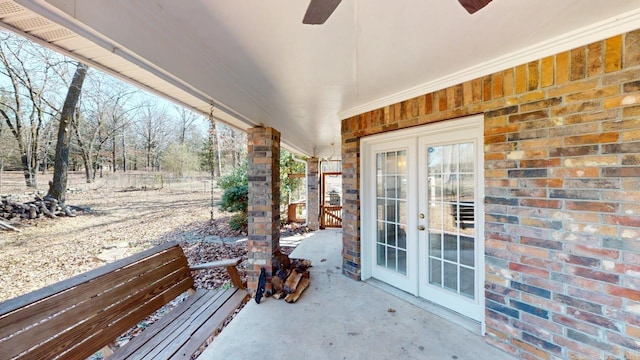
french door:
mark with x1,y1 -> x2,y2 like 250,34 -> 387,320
362,117 -> 484,323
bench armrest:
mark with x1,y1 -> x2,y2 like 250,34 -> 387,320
190,257 -> 244,289
190,257 -> 242,270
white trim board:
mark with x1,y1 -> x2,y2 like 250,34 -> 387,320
339,7 -> 640,120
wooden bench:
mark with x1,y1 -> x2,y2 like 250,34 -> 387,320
451,203 -> 474,229
0,242 -> 248,360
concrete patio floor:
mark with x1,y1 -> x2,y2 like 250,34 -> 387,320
200,229 -> 516,360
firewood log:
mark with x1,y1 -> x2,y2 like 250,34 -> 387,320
0,220 -> 20,232
276,268 -> 289,281
64,207 -> 76,217
272,250 -> 291,271
28,206 -> 37,219
284,270 -> 303,294
291,258 -> 312,273
40,204 -> 56,219
284,278 -> 310,303
272,275 -> 284,294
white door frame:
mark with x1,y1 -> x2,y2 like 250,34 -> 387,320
360,116 -> 485,324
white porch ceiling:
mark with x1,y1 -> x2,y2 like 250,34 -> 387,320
2,0 -> 640,156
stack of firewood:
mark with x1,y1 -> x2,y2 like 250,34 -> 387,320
272,250 -> 312,303
1,195 -> 77,221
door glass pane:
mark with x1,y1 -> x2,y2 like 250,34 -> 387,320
387,199 -> 397,223
376,176 -> 384,197
398,225 -> 407,249
430,259 -> 442,285
429,174 -> 443,203
387,248 -> 397,271
427,146 -> 442,173
429,233 -> 442,258
443,233 -> 457,262
444,174 -> 457,202
386,224 -> 396,247
444,262 -> 458,291
398,201 -> 407,224
460,236 -> 475,267
459,143 -> 474,172
460,267 -> 474,298
386,152 -> 397,174
376,199 -> 385,221
397,150 -> 407,175
385,176 -> 397,198
442,144 -> 458,174
377,221 -> 385,243
398,250 -> 407,275
427,142 -> 476,299
428,201 -> 441,229
377,244 -> 386,267
376,150 -> 408,276
460,174 -> 474,201
398,176 -> 407,198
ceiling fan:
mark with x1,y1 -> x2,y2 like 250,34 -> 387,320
303,0 -> 342,25
458,0 -> 493,14
302,0 -> 492,25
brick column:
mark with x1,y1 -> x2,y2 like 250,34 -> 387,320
306,157 -> 320,230
247,126 -> 280,296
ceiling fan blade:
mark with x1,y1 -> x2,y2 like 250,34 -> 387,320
458,0 -> 492,14
303,0 -> 342,25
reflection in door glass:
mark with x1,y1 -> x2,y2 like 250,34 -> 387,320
426,142 -> 476,299
376,150 -> 408,275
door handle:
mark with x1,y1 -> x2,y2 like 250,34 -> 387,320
418,225 -> 425,231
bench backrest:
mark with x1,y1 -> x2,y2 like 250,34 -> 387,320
0,242 -> 193,360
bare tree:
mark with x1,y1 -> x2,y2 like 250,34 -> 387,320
48,62 -> 89,204
0,33 -> 66,187
216,124 -> 247,174
136,105 -> 169,171
72,74 -> 139,182
175,105 -> 199,145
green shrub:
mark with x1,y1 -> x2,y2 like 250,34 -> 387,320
228,212 -> 248,231
217,161 -> 247,190
220,184 -> 248,213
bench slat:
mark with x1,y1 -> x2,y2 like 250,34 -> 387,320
109,289 -> 220,360
0,244 -> 185,341
1,257 -> 189,359
119,288 -> 247,360
52,276 -> 194,360
170,289 -> 249,360
148,288 -> 238,359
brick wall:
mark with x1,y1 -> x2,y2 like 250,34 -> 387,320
306,157 -> 320,231
341,29 -> 640,359
247,126 -> 281,295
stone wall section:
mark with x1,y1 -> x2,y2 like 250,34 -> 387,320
247,126 -> 281,295
341,29 -> 640,359
306,157 -> 320,230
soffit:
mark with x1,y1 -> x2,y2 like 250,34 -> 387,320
3,0 -> 640,156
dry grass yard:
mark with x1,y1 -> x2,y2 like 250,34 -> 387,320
0,171 -> 248,302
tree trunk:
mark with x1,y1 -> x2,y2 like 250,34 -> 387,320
112,136 -> 117,172
21,153 -> 36,187
121,126 -> 127,172
48,63 -> 89,205
230,131 -> 238,168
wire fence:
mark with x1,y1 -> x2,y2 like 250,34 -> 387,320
102,172 -> 214,192
1,171 -> 212,191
